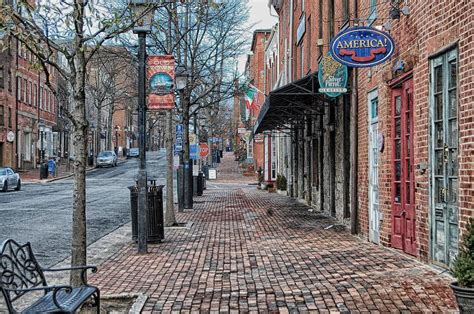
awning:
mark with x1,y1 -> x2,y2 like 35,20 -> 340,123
253,72 -> 332,134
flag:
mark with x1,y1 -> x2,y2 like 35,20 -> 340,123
243,83 -> 264,111
243,83 -> 257,110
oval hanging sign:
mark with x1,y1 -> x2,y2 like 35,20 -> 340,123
318,54 -> 348,98
330,26 -> 395,68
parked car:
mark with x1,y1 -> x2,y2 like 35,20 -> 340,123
127,148 -> 139,158
96,151 -> 118,168
0,167 -> 21,192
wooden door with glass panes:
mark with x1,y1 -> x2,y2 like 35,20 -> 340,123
391,79 -> 416,256
430,48 -> 459,267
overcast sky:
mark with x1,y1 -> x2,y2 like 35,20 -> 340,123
238,0 -> 278,73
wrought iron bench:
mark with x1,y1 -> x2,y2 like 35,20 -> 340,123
0,239 -> 100,313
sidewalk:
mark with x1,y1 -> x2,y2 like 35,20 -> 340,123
89,152 -> 457,313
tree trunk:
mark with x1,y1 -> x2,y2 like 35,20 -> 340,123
165,110 -> 176,226
70,56 -> 88,288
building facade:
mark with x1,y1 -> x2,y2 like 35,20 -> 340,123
247,0 -> 473,269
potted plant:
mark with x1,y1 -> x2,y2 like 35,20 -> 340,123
450,218 -> 474,313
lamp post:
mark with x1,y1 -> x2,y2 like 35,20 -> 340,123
38,121 -> 45,179
114,125 -> 120,155
128,0 -> 156,253
175,65 -> 191,210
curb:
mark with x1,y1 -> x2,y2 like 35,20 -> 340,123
23,159 -> 128,184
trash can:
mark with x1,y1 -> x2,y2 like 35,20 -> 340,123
197,172 -> 204,196
129,181 -> 164,243
202,164 -> 209,180
87,155 -> 93,167
40,163 -> 48,179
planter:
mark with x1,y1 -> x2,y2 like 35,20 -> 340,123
451,282 -> 474,313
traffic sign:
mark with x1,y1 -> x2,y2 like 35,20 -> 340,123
199,143 -> 209,158
190,144 -> 199,160
176,124 -> 184,134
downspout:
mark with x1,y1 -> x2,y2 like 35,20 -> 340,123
350,0 -> 359,234
15,39 -> 19,170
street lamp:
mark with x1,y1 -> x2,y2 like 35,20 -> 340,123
114,125 -> 121,155
38,121 -> 45,179
175,65 -> 194,209
128,0 -> 156,253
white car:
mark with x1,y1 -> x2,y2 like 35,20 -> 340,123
96,151 -> 118,168
0,167 -> 21,192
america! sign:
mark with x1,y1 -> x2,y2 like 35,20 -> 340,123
330,27 -> 395,68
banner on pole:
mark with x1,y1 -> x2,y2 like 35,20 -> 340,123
147,55 -> 175,110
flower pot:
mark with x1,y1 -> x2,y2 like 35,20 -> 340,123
451,282 -> 474,313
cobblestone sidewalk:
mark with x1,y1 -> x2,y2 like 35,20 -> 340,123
90,153 -> 457,313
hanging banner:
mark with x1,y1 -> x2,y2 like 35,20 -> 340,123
318,54 -> 348,97
330,26 -> 395,68
147,55 -> 175,110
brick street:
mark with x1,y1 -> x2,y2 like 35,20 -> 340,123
90,154 -> 458,313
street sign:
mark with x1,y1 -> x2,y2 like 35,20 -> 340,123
176,124 -> 184,134
199,143 -> 209,158
190,144 -> 199,160
176,124 -> 183,151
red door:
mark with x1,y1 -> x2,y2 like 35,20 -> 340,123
391,79 -> 416,256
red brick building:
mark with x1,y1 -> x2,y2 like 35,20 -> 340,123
249,0 -> 473,269
0,37 -> 57,169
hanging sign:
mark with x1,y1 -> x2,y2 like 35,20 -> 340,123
318,54 -> 348,97
330,26 -> 395,68
147,55 -> 175,110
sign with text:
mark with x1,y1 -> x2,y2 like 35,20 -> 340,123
147,55 -> 175,110
190,144 -> 199,160
199,143 -> 209,158
330,27 -> 395,68
175,124 -> 183,152
318,54 -> 348,98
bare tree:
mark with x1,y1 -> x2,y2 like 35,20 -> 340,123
0,0 -> 167,286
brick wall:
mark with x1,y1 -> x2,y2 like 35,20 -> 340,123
356,0 -> 473,263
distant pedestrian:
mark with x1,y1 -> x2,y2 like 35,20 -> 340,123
48,158 -> 56,178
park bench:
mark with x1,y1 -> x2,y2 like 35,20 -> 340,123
0,239 -> 100,313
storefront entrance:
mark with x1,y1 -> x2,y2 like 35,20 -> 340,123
391,79 -> 416,256
368,90 -> 380,244
430,48 -> 459,266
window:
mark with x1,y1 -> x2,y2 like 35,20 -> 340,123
16,76 -> 21,101
23,78 -> 27,102
342,0 -> 350,26
26,80 -> 30,104
328,0 -> 335,40
33,83 -> 37,107
40,87 -> 43,109
0,66 -> 4,89
368,0 -> 377,25
8,70 -> 12,92
0,106 -> 4,126
8,107 -> 12,128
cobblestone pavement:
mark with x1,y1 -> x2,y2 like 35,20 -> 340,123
90,153 -> 457,313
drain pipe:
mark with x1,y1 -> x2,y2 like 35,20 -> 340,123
350,1 -> 359,235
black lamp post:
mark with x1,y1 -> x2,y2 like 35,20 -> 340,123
175,65 -> 191,210
129,0 -> 156,253
114,125 -> 120,155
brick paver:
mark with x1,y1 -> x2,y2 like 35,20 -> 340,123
90,153 -> 457,313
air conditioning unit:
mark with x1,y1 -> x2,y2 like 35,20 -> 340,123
317,38 -> 324,46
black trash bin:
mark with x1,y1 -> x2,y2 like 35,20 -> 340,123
40,163 -> 48,179
129,182 -> 164,243
197,172 -> 204,195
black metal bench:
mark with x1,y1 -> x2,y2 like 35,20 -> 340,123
0,239 -> 100,313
